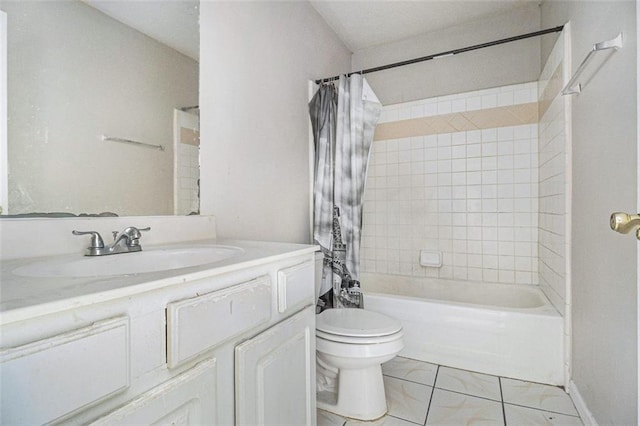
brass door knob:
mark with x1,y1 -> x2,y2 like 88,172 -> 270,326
610,212 -> 640,239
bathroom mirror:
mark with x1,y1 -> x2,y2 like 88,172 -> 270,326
1,0 -> 199,217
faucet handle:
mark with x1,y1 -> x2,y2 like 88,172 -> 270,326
72,230 -> 105,248
123,226 -> 151,247
133,226 -> 151,242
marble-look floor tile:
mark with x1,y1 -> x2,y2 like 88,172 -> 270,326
384,375 -> 432,424
383,357 -> 438,386
436,366 -> 502,401
318,409 -> 346,426
504,404 -> 583,425
426,388 -> 504,425
501,378 -> 578,416
346,414 -> 421,425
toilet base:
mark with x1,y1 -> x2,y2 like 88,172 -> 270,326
316,364 -> 388,421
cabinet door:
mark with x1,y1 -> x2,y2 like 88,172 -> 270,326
90,358 -> 217,425
235,306 -> 316,426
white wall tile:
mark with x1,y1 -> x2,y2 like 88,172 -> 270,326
361,82 -> 541,287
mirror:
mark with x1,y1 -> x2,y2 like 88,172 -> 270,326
1,0 -> 199,217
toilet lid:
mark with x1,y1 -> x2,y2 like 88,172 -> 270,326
316,308 -> 402,338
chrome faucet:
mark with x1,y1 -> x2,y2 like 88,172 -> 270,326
72,226 -> 150,256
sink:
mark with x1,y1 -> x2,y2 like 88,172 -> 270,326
13,245 -> 244,278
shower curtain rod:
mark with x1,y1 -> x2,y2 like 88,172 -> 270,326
316,25 -> 564,84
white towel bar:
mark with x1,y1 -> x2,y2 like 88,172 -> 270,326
101,135 -> 164,151
562,33 -> 623,96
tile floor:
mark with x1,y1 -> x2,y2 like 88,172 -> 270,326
318,357 -> 583,426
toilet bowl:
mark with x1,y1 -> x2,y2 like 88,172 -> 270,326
315,307 -> 404,420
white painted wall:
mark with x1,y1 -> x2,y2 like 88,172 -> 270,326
351,4 -> 541,105
541,2 -> 637,424
2,1 -> 198,216
198,1 -> 351,243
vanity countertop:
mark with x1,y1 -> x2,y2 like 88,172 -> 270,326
0,239 -> 319,325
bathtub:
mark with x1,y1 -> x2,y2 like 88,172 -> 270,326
360,273 -> 564,386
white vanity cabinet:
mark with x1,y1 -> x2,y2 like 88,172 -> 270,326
0,244 -> 318,426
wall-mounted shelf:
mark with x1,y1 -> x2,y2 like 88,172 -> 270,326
562,33 -> 623,96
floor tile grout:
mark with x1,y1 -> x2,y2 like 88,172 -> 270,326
503,402 -> 582,418
320,360 -> 583,426
382,372 -> 434,388
384,371 -> 513,404
499,376 -> 507,426
422,365 -> 439,425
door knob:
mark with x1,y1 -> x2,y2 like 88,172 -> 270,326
610,212 -> 640,239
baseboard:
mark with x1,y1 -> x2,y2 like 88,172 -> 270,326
568,380 -> 598,426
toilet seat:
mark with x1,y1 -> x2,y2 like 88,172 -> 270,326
316,308 -> 402,338
316,329 -> 403,345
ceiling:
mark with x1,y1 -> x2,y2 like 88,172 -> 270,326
82,0 -> 539,61
308,0 -> 539,52
83,0 -> 200,61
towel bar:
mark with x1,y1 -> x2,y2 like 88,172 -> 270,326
101,135 -> 164,151
562,33 -> 623,96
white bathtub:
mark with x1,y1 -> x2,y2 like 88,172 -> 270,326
361,273 -> 564,386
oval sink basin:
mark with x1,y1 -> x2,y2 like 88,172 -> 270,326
13,245 -> 244,278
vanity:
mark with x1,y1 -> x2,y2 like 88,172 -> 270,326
0,218 -> 319,425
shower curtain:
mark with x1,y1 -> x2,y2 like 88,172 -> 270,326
309,74 -> 381,311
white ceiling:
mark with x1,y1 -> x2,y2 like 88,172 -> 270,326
308,0 -> 539,52
82,0 -> 538,62
83,0 -> 200,61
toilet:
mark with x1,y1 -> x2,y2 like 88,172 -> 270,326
314,254 -> 404,420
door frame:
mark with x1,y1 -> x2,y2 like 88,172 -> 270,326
636,3 -> 640,422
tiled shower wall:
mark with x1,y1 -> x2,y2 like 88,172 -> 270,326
537,33 -> 568,314
176,141 -> 200,215
361,82 -> 540,285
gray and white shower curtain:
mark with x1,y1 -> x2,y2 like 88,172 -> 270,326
309,74 -> 381,311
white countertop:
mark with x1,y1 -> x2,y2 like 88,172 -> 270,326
0,239 -> 319,325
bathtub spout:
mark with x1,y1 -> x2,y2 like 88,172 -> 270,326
610,212 -> 640,234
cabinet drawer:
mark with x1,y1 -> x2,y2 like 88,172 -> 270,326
277,261 -> 315,314
166,276 -> 271,368
0,317 -> 130,425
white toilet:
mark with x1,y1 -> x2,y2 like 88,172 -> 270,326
314,255 -> 404,420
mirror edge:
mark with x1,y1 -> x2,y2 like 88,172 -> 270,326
1,10 -> 7,214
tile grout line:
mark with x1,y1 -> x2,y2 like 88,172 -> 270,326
382,373 -> 436,388
430,386 -> 503,404
502,401 -> 583,418
499,376 -> 507,426
380,360 -> 582,425
422,365 -> 440,425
